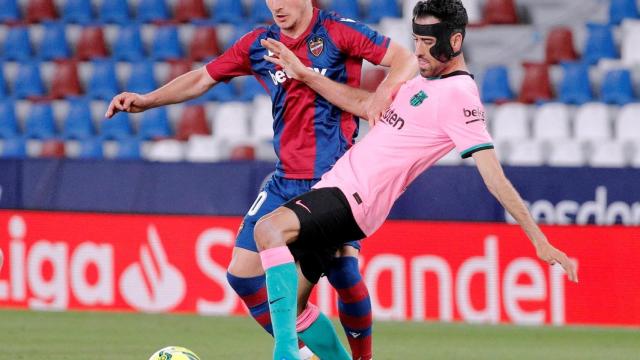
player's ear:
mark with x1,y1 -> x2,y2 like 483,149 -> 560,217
451,32 -> 463,53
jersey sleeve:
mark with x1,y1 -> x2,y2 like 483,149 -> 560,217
324,14 -> 391,65
439,86 -> 494,159
205,30 -> 262,82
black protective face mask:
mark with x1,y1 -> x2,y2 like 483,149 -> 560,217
412,21 -> 464,63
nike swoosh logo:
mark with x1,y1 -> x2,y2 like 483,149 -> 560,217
295,200 -> 311,214
269,296 -> 286,305
349,331 -> 361,338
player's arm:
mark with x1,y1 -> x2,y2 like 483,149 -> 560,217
298,64 -> 371,119
105,67 -> 217,118
472,149 -> 578,283
106,30 -> 259,118
261,38 -> 372,120
367,42 -> 417,123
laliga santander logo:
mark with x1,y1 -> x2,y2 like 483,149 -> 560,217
0,214 -> 238,314
119,225 -> 186,313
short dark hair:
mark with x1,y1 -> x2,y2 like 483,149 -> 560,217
413,0 -> 468,29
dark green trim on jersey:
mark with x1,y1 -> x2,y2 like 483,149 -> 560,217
460,143 -> 494,159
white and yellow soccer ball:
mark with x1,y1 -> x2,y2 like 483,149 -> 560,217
148,346 -> 201,360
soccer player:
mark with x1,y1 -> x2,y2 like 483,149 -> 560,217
254,1 -> 579,358
104,0 -> 416,359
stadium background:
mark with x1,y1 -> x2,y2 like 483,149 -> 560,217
0,0 -> 639,358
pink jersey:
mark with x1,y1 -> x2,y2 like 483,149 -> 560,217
314,72 -> 493,236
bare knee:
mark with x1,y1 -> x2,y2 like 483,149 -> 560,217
254,216 -> 286,251
254,208 -> 301,251
337,244 -> 360,258
227,247 -> 264,277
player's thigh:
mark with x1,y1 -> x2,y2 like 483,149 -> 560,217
254,206 -> 302,250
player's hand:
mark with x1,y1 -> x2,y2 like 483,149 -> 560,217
535,241 -> 578,283
105,92 -> 152,118
366,85 -> 395,127
261,38 -> 310,81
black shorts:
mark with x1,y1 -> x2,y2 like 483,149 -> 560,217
284,187 -> 366,283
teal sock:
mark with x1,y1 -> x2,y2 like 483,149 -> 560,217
299,312 -> 351,360
265,263 -> 299,360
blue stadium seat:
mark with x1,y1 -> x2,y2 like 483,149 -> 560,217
211,0 -> 244,24
139,107 -> 172,139
113,25 -> 145,61
63,99 -> 94,139
481,65 -> 513,103
224,23 -> 255,50
40,22 -> 71,60
77,137 -> 103,159
0,136 -> 27,159
609,0 -> 639,25
151,26 -> 183,60
99,0 -> 131,23
2,26 -> 32,61
601,68 -> 635,105
137,0 -> 170,23
328,0 -> 360,19
14,62 -> 46,99
583,23 -> 618,65
202,81 -> 236,102
25,103 -> 56,139
0,100 -> 18,138
88,60 -> 119,100
0,0 -> 20,23
62,0 -> 93,24
558,61 -> 593,105
101,112 -> 133,140
126,61 -> 157,94
114,137 -> 141,160
238,76 -> 266,101
366,0 -> 400,23
251,0 -> 272,23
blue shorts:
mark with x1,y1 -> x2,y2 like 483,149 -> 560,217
235,173 -> 361,253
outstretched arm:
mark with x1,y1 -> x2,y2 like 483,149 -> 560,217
105,67 -> 217,118
472,149 -> 579,283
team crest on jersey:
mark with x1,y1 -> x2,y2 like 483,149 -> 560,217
410,90 -> 428,107
308,37 -> 324,57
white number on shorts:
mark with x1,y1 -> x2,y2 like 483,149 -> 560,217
247,191 -> 268,216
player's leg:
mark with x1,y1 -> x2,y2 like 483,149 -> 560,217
296,272 -> 350,360
227,177 -> 286,336
256,209 -> 350,360
328,244 -> 373,360
226,248 -> 272,333
255,187 -> 366,360
255,207 -> 302,360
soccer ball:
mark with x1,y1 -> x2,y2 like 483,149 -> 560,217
148,346 -> 201,360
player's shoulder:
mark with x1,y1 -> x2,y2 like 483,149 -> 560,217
433,74 -> 480,103
236,26 -> 270,46
318,8 -> 364,28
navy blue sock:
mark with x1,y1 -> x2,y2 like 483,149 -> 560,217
227,272 -> 273,335
328,256 -> 373,360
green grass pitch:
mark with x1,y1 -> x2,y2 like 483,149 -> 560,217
1,310 -> 638,359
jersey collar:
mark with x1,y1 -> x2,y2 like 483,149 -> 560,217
428,70 -> 474,80
279,8 -> 320,45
